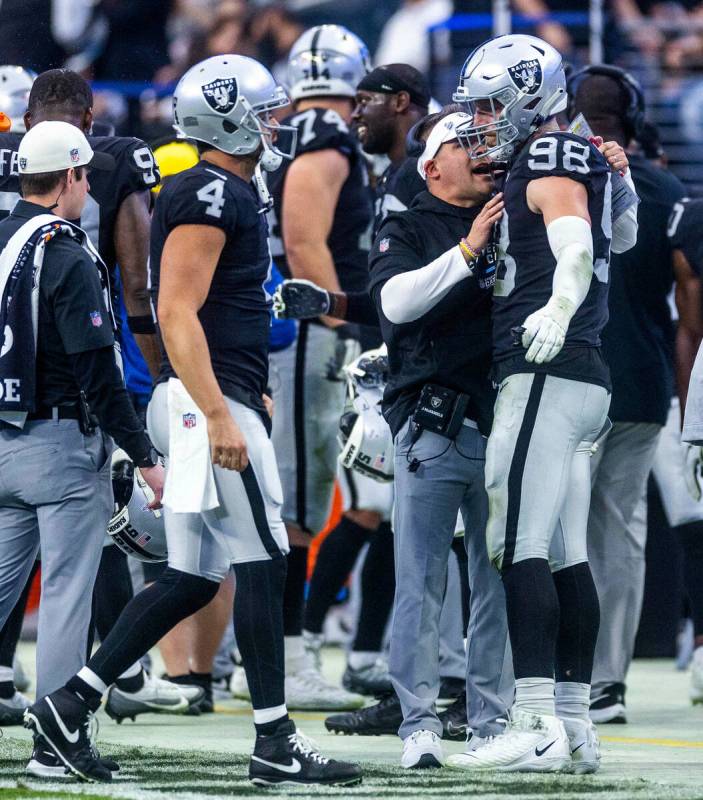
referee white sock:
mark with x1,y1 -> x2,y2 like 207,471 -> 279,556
514,677 -> 555,717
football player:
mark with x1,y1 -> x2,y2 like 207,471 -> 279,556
266,24 -> 374,710
568,69 -> 686,725
24,54 -> 361,788
666,196 -> 703,704
446,35 -> 637,773
0,68 -> 161,375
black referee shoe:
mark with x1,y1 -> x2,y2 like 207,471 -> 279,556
438,691 -> 469,741
325,692 -> 402,736
249,719 -> 362,787
24,690 -> 112,782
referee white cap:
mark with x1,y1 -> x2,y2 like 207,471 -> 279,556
18,120 -> 115,174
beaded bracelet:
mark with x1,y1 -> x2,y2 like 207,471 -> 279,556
459,238 -> 480,262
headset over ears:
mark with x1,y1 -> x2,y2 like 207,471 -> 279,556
567,64 -> 646,141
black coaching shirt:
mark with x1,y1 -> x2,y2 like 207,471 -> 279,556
150,160 -> 271,422
493,131 -> 612,388
0,132 -> 158,300
369,191 -> 495,438
268,107 -> 374,295
0,201 -> 114,405
668,196 -> 703,277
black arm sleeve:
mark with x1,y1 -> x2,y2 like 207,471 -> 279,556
344,291 -> 379,326
69,346 -> 153,465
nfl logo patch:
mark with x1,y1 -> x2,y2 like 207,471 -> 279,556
183,413 -> 197,429
89,310 -> 102,327
379,237 -> 390,253
70,147 -> 80,164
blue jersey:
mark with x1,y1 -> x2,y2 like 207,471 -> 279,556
150,160 -> 271,421
493,131 -> 612,387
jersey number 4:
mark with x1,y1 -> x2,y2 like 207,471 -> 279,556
197,178 -> 226,218
527,137 -> 590,174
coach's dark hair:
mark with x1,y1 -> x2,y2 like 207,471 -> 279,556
19,165 -> 85,197
27,69 -> 93,117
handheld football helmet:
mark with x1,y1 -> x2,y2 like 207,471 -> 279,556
453,34 -> 567,162
172,54 -> 296,172
107,449 -> 167,563
338,346 -> 394,483
0,65 -> 36,130
288,25 -> 371,102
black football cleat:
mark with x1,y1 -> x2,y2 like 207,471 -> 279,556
23,689 -> 112,782
26,733 -> 120,779
590,682 -> 627,724
438,691 -> 469,741
325,692 -> 402,736
249,719 -> 362,787
437,676 -> 465,707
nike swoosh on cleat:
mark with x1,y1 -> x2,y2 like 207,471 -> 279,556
446,722 -> 468,735
251,756 -> 302,774
46,699 -> 80,744
535,739 -> 557,757
570,742 -> 585,754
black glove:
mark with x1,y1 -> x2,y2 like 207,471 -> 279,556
272,279 -> 331,320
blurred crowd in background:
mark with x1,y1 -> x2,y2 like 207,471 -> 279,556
3,1 -> 703,178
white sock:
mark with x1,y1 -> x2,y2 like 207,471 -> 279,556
77,666 -> 108,695
555,681 -> 590,722
348,651 -> 380,670
117,661 -> 143,681
285,636 -> 306,675
253,703 -> 288,725
515,677 -> 555,716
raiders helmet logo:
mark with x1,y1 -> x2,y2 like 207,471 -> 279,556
508,59 -> 542,95
202,76 -> 238,114
430,396 -> 442,409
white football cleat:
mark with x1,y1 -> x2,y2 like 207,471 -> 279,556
446,709 -> 570,773
691,647 -> 703,705
562,717 -> 601,774
401,729 -> 444,769
105,673 -> 191,722
230,665 -> 251,702
285,668 -> 365,711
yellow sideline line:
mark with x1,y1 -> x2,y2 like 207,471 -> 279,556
215,708 -> 703,749
601,735 -> 703,749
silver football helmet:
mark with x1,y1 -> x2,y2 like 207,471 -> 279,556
453,34 -> 567,162
172,54 -> 296,172
107,449 -> 167,563
338,346 -> 394,483
0,65 -> 35,130
288,25 -> 371,102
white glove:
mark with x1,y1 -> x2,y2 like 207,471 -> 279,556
684,443 -> 703,502
521,296 -> 574,364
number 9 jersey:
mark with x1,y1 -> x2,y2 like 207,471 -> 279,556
0,131 -> 158,286
493,130 -> 612,387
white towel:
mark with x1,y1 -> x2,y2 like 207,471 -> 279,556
162,378 -> 220,513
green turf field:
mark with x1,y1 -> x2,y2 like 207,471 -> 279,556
1,646 -> 702,799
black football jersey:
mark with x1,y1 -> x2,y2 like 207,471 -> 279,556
493,131 -> 612,385
668,197 -> 703,276
150,160 -> 271,419
267,107 -> 374,294
0,131 -> 157,313
374,156 -> 425,236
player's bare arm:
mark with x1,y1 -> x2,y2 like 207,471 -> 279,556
521,175 -> 593,364
158,223 -> 248,472
115,189 -> 161,378
673,249 -> 703,410
282,148 -> 349,327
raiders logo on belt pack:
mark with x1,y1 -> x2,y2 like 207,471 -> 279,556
202,76 -> 238,114
508,59 -> 542,95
